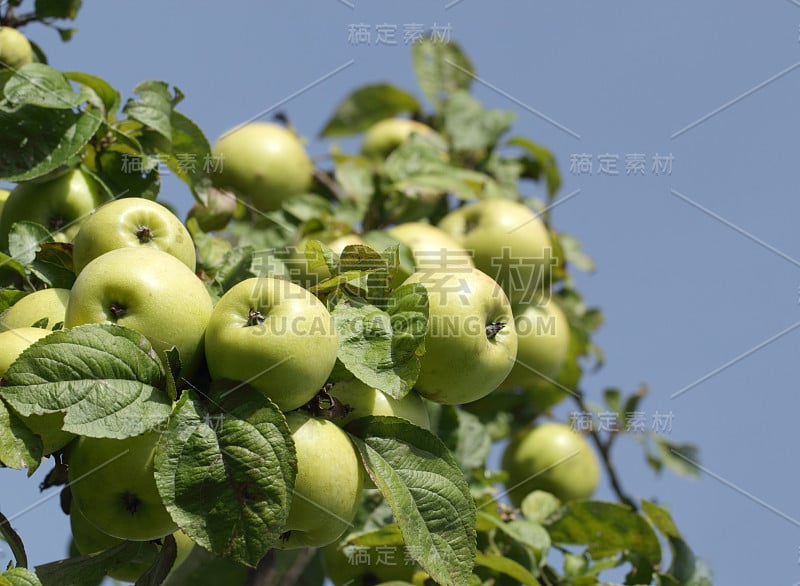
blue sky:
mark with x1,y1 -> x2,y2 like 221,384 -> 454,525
2,1 -> 800,584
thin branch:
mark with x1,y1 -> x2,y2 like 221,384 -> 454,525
313,167 -> 347,202
572,389 -> 637,510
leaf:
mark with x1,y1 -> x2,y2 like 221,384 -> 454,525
640,500 -> 706,585
384,137 -> 485,201
212,245 -> 256,294
0,567 -> 41,586
91,149 -> 161,200
546,501 -> 662,567
154,390 -> 296,567
412,39 -> 474,110
347,417 -> 476,586
334,157 -> 375,208
0,324 -> 172,439
8,221 -> 52,266
520,491 -> 561,525
333,284 -> 427,400
321,84 -> 422,137
164,110 -> 212,190
0,511 -> 28,569
443,91 -> 515,153
557,233 -> 596,273
436,406 -> 491,471
653,436 -> 701,479
0,289 -> 28,313
122,81 -> 174,141
507,137 -> 561,199
0,106 -> 102,181
2,64 -> 84,109
135,534 -> 177,586
64,71 -> 120,114
0,253 -> 27,283
35,0 -> 82,19
36,541 -> 159,586
0,400 -> 42,473
474,552 -> 541,586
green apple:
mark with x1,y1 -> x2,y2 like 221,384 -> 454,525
71,505 -> 194,582
68,432 -> 178,541
0,188 -> 10,217
0,168 -> 106,251
498,298 -> 570,391
0,27 -> 33,70
502,422 -> 599,506
186,187 -> 239,232
438,199 -> 554,304
0,327 -> 74,454
72,198 -> 196,275
211,122 -> 313,212
402,267 -> 518,405
0,288 -> 70,331
327,379 -> 430,430
277,412 -> 363,549
64,247 -> 213,377
388,222 -> 474,272
322,542 -> 417,586
204,277 -> 338,412
361,118 -> 436,159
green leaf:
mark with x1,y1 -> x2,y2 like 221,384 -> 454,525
436,406 -> 491,471
0,106 -> 102,181
557,233 -> 596,273
135,534 -> 177,586
0,511 -> 28,569
2,64 -> 83,109
0,254 -> 27,283
333,284 -> 427,400
122,81 -> 174,141
0,400 -> 42,473
91,149 -> 161,199
0,324 -> 171,439
164,110 -> 212,190
0,289 -> 28,313
474,552 -> 541,586
384,136 -> 485,201
546,501 -> 662,567
321,84 -> 422,137
334,157 -> 375,209
520,491 -> 561,525
35,0 -> 82,19
640,500 -> 706,585
0,567 -> 41,586
444,91 -> 515,152
653,436 -> 701,478
64,71 -> 120,114
8,221 -> 52,266
412,39 -> 474,110
507,137 -> 561,199
212,245 -> 256,294
154,390 -> 296,567
36,541 -> 158,586
347,417 -> 476,586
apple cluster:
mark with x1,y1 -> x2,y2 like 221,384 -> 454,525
0,116 -> 600,582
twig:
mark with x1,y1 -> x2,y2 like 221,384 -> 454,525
572,389 -> 637,510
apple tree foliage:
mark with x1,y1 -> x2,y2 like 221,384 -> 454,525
0,3 -> 709,585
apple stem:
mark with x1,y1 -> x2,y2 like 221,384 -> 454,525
247,308 -> 266,327
485,321 -> 505,340
135,225 -> 153,243
109,303 -> 126,320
